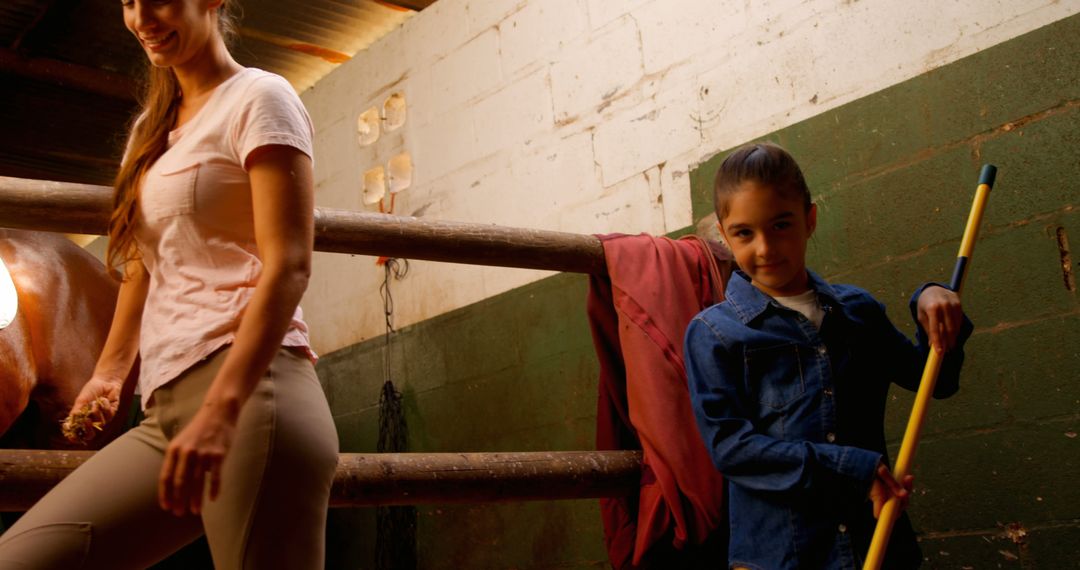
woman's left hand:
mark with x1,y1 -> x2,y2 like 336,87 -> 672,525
159,406 -> 237,516
916,285 -> 964,353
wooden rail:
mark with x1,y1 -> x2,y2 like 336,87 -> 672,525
0,176 -> 607,274
0,178 -> 634,510
0,449 -> 641,511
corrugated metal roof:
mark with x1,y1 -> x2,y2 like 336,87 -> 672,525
235,0 -> 413,92
0,0 -> 423,185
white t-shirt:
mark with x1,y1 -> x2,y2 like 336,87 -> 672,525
773,289 -> 825,329
134,67 -> 314,408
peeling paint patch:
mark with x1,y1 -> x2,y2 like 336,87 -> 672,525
632,109 -> 659,122
1002,522 -> 1028,544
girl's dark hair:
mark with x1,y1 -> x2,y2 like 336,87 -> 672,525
713,142 -> 810,219
107,1 -> 241,276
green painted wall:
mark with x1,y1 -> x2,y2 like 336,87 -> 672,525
319,15 -> 1079,569
321,272 -> 606,569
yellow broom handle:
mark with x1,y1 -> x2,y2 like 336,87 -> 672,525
862,164 -> 996,570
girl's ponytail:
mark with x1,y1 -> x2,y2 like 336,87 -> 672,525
713,142 -> 810,218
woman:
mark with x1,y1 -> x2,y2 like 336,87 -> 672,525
0,1 -> 338,568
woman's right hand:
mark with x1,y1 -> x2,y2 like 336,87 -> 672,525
62,377 -> 124,443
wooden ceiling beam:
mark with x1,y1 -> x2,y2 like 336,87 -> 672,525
374,0 -> 438,12
9,0 -> 59,51
0,48 -> 136,102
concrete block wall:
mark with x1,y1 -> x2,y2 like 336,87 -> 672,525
300,0 -> 1077,357
301,2 -> 1080,568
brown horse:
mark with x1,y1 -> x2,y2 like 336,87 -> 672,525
0,229 -> 135,450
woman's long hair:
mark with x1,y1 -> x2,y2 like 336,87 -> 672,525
107,2 -> 240,275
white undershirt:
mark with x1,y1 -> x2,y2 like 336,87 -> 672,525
773,290 -> 825,329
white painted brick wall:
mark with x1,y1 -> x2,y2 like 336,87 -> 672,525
499,0 -> 589,76
557,167 -> 666,236
658,152 -> 696,233
299,0 -> 1078,355
466,0 -> 527,35
471,68 -> 555,160
404,67 -> 437,130
585,0 -> 653,31
592,88 -> 702,187
509,131 -> 599,230
358,29 -> 408,97
430,29 -> 504,116
402,0 -> 474,70
411,106 -> 478,185
549,16 -> 644,123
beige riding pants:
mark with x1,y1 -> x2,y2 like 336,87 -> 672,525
0,347 -> 339,570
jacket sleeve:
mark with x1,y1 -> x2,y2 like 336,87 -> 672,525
872,283 -> 974,398
684,317 -> 881,495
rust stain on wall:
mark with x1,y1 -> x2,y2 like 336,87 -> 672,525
1056,226 -> 1076,291
1002,522 -> 1028,544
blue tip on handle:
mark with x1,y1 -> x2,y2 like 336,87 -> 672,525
979,164 -> 997,187
949,256 -> 968,292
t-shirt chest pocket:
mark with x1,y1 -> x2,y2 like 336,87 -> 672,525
745,343 -> 806,409
144,161 -> 200,220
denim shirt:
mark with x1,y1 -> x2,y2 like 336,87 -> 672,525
685,270 -> 972,570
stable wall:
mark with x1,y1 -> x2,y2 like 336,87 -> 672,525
307,2 -> 1079,569
299,0 -> 1076,356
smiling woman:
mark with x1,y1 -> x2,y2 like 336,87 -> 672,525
0,256 -> 15,330
0,1 -> 336,569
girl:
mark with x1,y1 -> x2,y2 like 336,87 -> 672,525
0,1 -> 338,568
684,143 -> 971,569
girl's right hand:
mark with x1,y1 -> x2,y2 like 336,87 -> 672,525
63,377 -> 123,443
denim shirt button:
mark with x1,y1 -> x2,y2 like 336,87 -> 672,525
817,345 -> 827,356
824,387 -> 834,396
838,523 -> 848,533
826,432 -> 836,443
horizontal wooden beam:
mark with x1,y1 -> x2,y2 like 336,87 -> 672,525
0,48 -> 136,101
0,450 -> 641,511
0,176 -> 607,274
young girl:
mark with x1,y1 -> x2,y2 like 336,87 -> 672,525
0,1 -> 338,568
684,143 -> 971,569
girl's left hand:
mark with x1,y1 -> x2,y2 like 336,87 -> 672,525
159,406 -> 237,516
869,462 -> 914,518
916,286 -> 964,353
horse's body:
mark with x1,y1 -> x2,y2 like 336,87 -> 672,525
0,230 -> 134,449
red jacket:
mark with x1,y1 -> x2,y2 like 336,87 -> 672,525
588,234 -> 732,568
